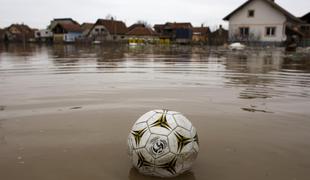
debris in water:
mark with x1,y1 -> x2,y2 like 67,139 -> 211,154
242,107 -> 273,113
70,106 -> 82,110
0,105 -> 6,111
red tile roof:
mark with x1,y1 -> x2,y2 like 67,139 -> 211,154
164,22 -> 193,29
192,27 -> 210,35
93,19 -> 127,35
58,23 -> 82,32
128,23 -> 145,32
126,26 -> 157,36
81,23 -> 94,31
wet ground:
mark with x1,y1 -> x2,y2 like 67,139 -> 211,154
0,44 -> 310,180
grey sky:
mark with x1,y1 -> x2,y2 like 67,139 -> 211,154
0,0 -> 309,29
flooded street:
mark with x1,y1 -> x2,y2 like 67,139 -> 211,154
0,44 -> 310,180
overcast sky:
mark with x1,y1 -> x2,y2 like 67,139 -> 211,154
0,0 -> 309,29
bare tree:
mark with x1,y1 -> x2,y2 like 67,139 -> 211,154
136,20 -> 152,28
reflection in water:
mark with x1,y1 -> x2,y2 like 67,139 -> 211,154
0,44 -> 310,99
128,167 -> 196,180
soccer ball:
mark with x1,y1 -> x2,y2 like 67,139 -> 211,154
127,109 -> 199,177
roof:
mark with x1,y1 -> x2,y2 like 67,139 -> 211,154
0,28 -> 4,36
6,24 -> 34,34
300,12 -> 310,24
211,26 -> 228,36
128,23 -> 145,32
56,23 -> 82,33
154,24 -> 165,33
52,18 -> 79,24
81,23 -> 94,31
92,19 -> 127,35
223,0 -> 302,23
126,26 -> 157,36
192,27 -> 210,35
164,22 -> 193,29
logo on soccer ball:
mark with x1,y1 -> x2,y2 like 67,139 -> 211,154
151,138 -> 167,155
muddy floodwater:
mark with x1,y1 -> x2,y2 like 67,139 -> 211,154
0,44 -> 310,180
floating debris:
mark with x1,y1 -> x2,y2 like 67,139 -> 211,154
242,107 -> 273,113
229,42 -> 246,50
70,106 -> 82,110
0,105 -> 6,111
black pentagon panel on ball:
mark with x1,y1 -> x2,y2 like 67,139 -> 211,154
150,110 -> 171,130
131,127 -> 147,146
157,156 -> 178,175
137,151 -> 153,168
174,131 -> 192,153
193,132 -> 199,145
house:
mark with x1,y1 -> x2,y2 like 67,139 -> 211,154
126,24 -> 158,43
48,18 -> 79,30
223,0 -> 303,44
192,25 -> 211,44
0,28 -> 4,42
127,23 -> 145,32
51,22 -> 82,43
209,25 -> 229,45
88,19 -> 127,42
154,22 -> 193,44
34,29 -> 53,43
81,23 -> 94,37
300,12 -> 310,46
4,24 -> 35,43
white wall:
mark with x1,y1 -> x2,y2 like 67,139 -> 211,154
228,0 -> 287,42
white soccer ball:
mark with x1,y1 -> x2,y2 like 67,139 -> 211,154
127,109 -> 199,177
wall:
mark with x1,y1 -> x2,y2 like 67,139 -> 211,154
64,32 -> 82,43
228,0 -> 287,42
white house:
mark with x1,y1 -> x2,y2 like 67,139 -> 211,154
34,29 -> 53,42
223,0 -> 303,43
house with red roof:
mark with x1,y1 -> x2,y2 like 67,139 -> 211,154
192,25 -> 211,44
88,18 -> 127,42
51,22 -> 82,43
126,24 -> 158,42
223,0 -> 303,44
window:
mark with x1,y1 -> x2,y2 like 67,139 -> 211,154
266,27 -> 276,36
239,27 -> 250,37
248,10 -> 255,17
95,28 -> 99,32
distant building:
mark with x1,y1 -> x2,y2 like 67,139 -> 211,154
34,29 -> 53,43
80,23 -> 94,37
51,23 -> 82,43
223,0 -> 303,44
192,26 -> 211,44
88,19 -> 127,42
48,18 -> 79,30
154,22 -> 193,44
127,23 -> 145,32
300,12 -> 310,46
4,24 -> 35,43
0,28 -> 4,42
126,24 -> 158,42
209,25 -> 228,46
